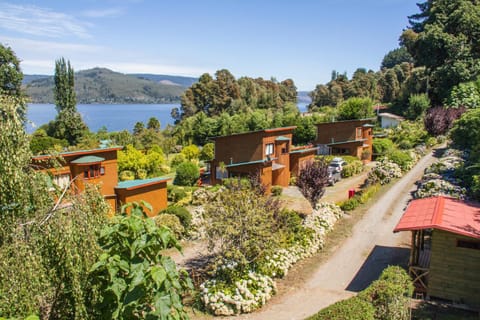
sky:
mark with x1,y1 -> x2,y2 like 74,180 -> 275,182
0,0 -> 419,91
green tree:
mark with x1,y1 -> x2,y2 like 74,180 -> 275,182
181,144 -> 200,161
200,142 -> 215,161
381,47 -> 414,69
173,161 -> 200,186
49,58 -> 88,145
446,78 -> 480,109
450,108 -> 480,150
203,187 -> 282,273
405,93 -> 430,120
147,116 -> 161,132
401,0 -> 480,104
0,43 -> 23,98
337,97 -> 374,120
133,121 -> 145,136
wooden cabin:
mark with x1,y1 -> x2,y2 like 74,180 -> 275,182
394,196 -> 480,306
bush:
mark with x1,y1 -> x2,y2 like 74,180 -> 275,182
170,153 -> 186,167
387,150 -> 413,171
424,106 -> 466,136
339,196 -> 360,211
373,138 -> 395,156
358,266 -> 413,320
153,214 -> 185,238
160,206 -> 192,229
118,170 -> 135,181
173,161 -> 200,186
405,93 -> 430,120
307,296 -> 375,320
296,159 -> 329,207
271,185 -> 283,196
222,177 -> 251,190
341,160 -> 364,178
167,185 -> 188,203
358,184 -> 380,204
425,136 -> 437,147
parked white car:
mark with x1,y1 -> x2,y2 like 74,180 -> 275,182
329,157 -> 347,173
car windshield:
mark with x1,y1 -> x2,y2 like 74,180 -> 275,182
330,163 -> 340,167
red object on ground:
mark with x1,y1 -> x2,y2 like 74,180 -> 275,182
393,196 -> 480,239
348,189 -> 355,198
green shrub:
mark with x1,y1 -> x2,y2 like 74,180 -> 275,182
136,168 -> 147,179
358,184 -> 380,204
358,266 -> 413,320
119,170 -> 134,181
153,214 -> 185,238
387,150 -> 413,171
373,138 -> 395,156
160,206 -> 192,229
339,196 -> 360,211
342,160 -> 364,178
307,296 -> 375,320
425,136 -> 437,147
222,177 -> 251,189
167,185 -> 188,203
173,161 -> 200,186
271,185 -> 283,196
170,153 -> 186,167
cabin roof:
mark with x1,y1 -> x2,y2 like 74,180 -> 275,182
71,155 -> 105,164
394,196 -> 480,239
115,177 -> 170,190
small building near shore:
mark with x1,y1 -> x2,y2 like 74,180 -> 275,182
394,196 -> 480,306
378,112 -> 405,128
32,146 -> 169,214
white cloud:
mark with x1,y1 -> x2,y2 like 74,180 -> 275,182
2,37 -> 104,54
0,3 -> 91,39
82,7 -> 124,18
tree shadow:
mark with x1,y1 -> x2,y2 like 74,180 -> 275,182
346,245 -> 410,292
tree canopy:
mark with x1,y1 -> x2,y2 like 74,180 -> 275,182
0,43 -> 23,98
401,0 -> 480,104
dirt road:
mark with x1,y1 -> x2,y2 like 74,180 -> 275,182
216,150 -> 439,320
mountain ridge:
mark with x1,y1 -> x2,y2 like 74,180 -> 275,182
24,68 -> 198,104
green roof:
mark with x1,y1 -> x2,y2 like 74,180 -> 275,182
289,147 -> 319,154
225,159 -> 266,168
327,139 -> 366,146
71,155 -> 105,164
275,136 -> 290,141
116,177 -> 169,189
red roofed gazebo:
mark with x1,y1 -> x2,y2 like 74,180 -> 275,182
394,196 -> 480,306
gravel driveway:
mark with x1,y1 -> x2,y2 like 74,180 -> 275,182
216,149 -> 439,320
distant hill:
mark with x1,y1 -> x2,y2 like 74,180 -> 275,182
130,74 -> 198,88
22,74 -> 50,85
24,68 -> 198,104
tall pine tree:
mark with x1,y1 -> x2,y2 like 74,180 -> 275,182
48,58 -> 88,145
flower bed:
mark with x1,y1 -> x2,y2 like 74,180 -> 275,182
367,158 -> 403,185
414,148 -> 467,199
199,203 -> 344,315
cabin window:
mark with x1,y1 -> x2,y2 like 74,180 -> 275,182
265,143 -> 274,156
84,164 -> 101,179
100,166 -> 106,175
457,240 -> 480,250
215,166 -> 228,180
282,147 -> 288,154
356,127 -> 363,139
332,148 -> 349,155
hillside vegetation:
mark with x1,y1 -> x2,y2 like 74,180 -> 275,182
24,68 -> 193,104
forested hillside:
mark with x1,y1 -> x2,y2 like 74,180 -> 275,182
25,68 -> 189,104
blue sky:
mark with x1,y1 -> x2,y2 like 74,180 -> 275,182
0,0 -> 419,90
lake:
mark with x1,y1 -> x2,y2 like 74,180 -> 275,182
26,102 -> 309,133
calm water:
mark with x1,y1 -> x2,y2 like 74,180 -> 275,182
26,102 -> 309,133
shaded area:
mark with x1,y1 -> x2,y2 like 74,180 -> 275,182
346,245 -> 410,292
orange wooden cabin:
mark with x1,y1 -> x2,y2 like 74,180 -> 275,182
32,146 -> 169,215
